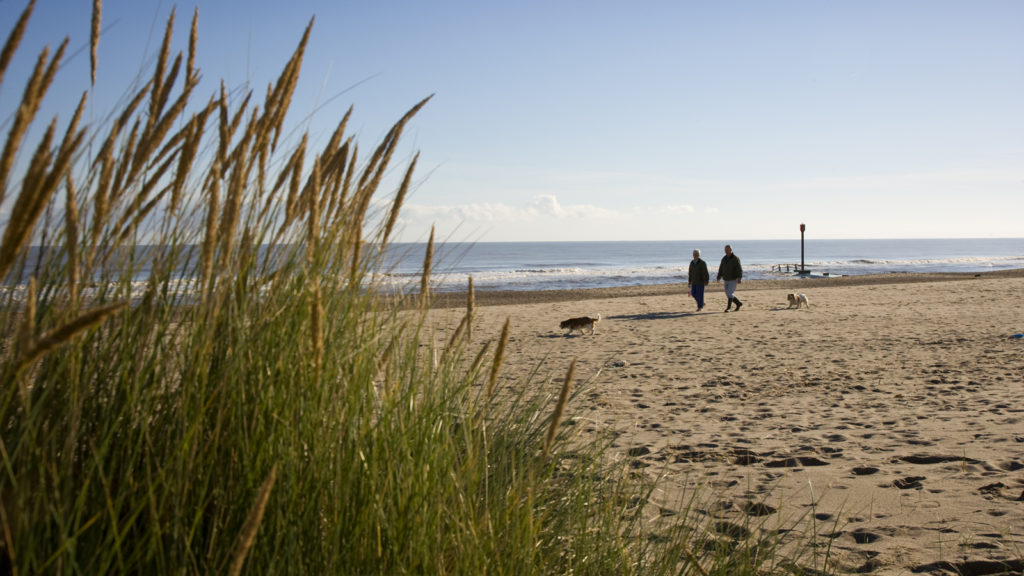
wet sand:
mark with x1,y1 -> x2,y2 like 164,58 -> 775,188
433,269 -> 1024,574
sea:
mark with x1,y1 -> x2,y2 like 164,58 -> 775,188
380,238 -> 1024,293
6,238 -> 1023,300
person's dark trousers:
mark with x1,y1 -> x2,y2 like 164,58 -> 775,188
690,284 -> 705,310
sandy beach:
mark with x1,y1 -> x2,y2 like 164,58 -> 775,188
434,270 -> 1024,574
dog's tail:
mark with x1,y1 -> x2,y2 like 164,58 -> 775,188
594,313 -> 601,323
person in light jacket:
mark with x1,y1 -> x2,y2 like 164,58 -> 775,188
687,249 -> 709,312
716,244 -> 743,312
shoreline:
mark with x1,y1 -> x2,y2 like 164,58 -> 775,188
430,268 -> 1024,308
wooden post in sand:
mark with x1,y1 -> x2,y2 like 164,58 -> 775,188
799,223 -> 807,275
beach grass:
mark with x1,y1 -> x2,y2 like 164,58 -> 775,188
0,2 -> 839,574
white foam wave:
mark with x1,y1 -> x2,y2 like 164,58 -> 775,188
5,251 -> 1020,297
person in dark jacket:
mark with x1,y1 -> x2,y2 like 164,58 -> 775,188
716,244 -> 743,312
687,249 -> 709,311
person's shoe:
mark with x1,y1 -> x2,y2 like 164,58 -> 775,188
733,299 -> 743,311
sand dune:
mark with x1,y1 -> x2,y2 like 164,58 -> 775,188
436,270 -> 1024,574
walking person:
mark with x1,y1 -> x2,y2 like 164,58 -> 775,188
687,249 -> 709,312
716,244 -> 743,312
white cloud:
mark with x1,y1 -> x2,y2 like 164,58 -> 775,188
527,194 -> 564,217
394,194 -> 713,241
404,194 -> 621,223
662,204 -> 695,214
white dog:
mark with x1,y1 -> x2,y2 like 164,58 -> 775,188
787,293 -> 810,309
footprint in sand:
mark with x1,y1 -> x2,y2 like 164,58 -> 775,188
997,459 -> 1023,471
892,476 -> 926,489
848,528 -> 882,544
742,501 -> 776,517
910,560 -> 1024,576
898,454 -> 974,465
712,520 -> 750,540
978,482 -> 1006,498
764,456 -> 830,468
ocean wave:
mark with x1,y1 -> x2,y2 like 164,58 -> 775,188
373,264 -> 687,293
512,267 -> 588,275
0,278 -> 206,305
7,241 -> 1020,295
393,253 -> 1024,292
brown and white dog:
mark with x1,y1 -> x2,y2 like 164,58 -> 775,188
560,314 -> 601,335
786,293 -> 810,309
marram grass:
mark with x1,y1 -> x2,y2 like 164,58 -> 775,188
0,2 -> 839,574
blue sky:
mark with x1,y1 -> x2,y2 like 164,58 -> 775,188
2,1 -> 1022,242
